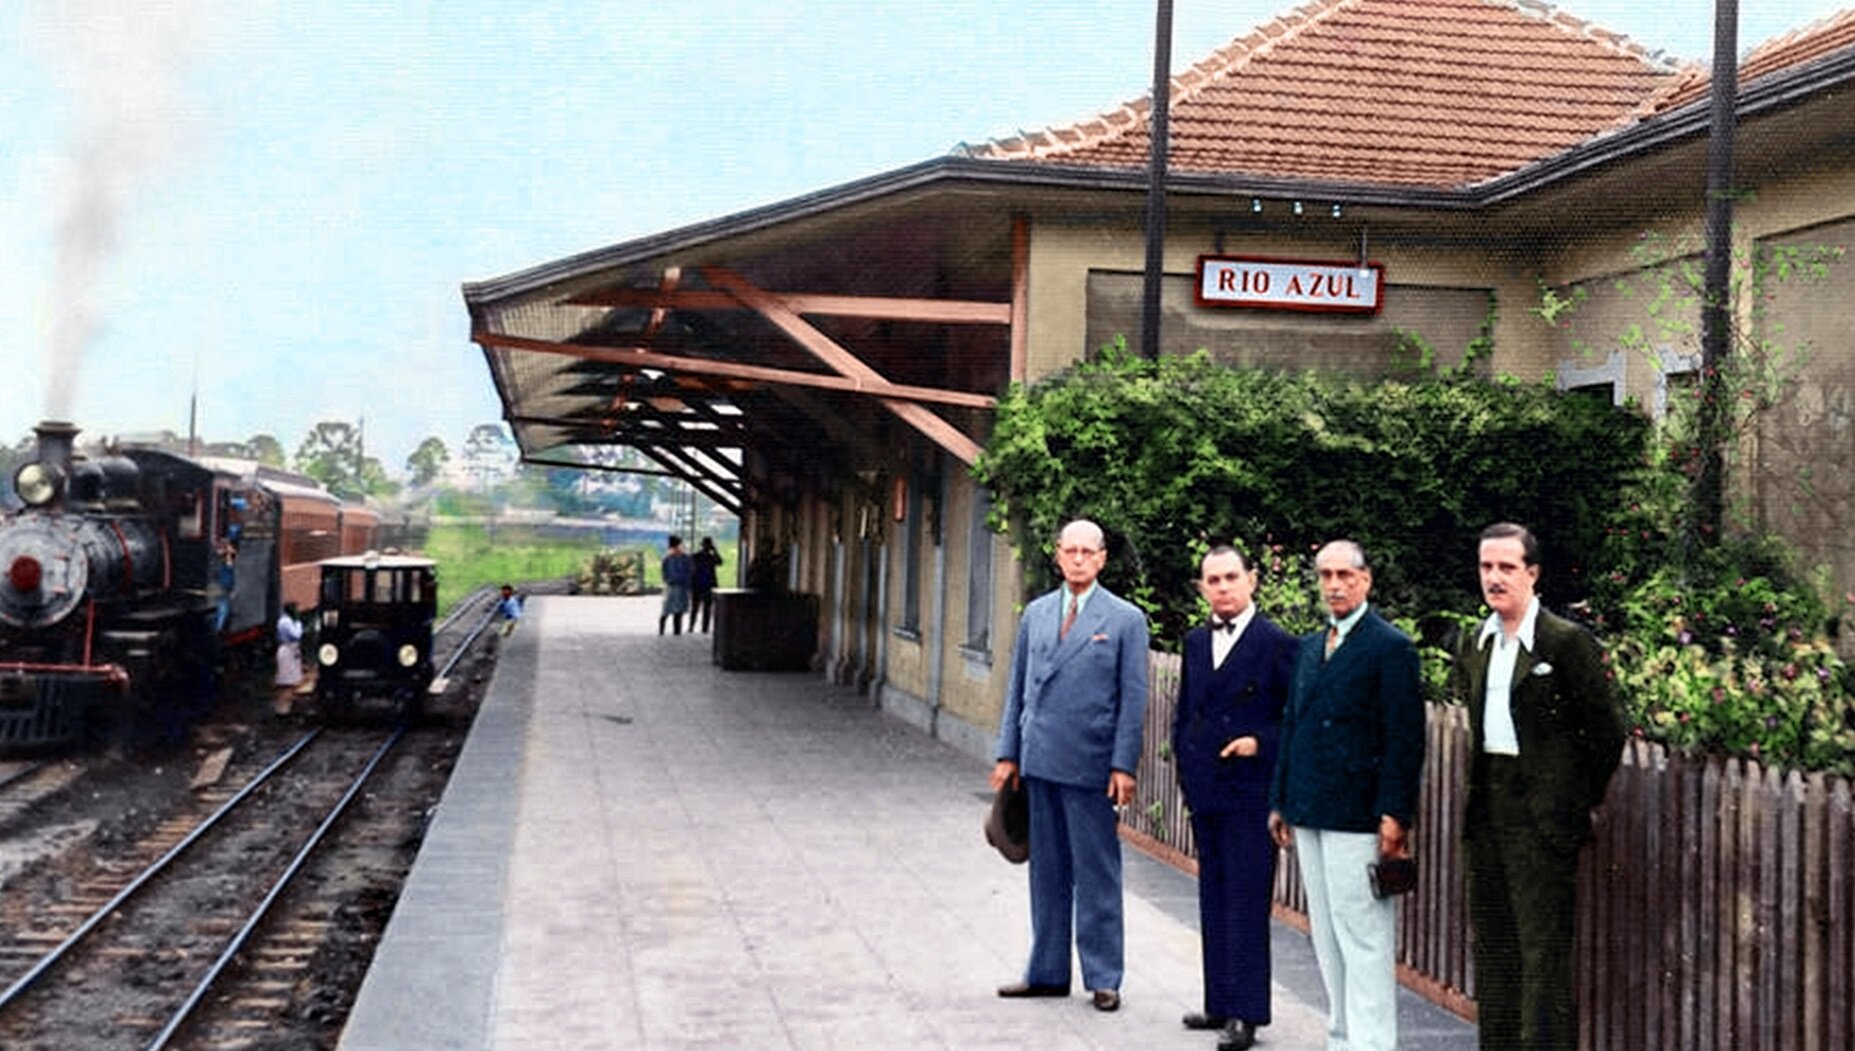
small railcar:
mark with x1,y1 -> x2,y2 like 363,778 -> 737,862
311,553 -> 437,722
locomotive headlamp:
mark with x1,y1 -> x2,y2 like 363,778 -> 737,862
318,643 -> 340,666
397,643 -> 420,668
13,462 -> 62,507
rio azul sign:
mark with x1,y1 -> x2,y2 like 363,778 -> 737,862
1195,255 -> 1385,314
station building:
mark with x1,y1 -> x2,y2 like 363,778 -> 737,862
464,0 -> 1855,761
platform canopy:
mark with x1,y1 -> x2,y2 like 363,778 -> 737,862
461,152 -> 1477,516
461,160 -> 1077,516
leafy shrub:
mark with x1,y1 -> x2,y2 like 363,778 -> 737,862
1612,632 -> 1854,773
973,333 -> 1855,771
974,338 -> 1648,650
1600,538 -> 1854,773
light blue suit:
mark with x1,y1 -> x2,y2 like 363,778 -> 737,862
995,583 -> 1148,992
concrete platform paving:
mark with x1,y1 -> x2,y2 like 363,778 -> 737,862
338,595 -> 1477,1050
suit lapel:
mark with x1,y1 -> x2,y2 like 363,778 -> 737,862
1318,612 -> 1366,676
1208,621 -> 1248,677
1470,618 -> 1546,739
1508,615 -> 1554,715
1048,589 -> 1100,669
1293,635 -> 1323,716
1465,632 -> 1493,739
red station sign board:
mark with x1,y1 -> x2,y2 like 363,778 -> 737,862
1195,254 -> 1386,315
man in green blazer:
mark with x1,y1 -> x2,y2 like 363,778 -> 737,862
1452,523 -> 1626,1051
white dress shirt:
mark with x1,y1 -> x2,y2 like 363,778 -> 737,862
1209,603 -> 1257,670
1476,596 -> 1540,756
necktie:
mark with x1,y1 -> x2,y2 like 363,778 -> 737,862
1060,594 -> 1078,640
1212,619 -> 1236,634
1324,625 -> 1340,659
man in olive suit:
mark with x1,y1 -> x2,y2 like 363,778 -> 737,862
1173,545 -> 1295,1051
1454,523 -> 1625,1050
992,519 -> 1149,1014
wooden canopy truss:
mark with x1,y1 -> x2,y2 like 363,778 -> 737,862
472,258 -> 1012,513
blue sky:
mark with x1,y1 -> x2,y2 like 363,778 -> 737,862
2,0 -> 1846,475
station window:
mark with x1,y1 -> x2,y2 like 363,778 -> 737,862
901,472 -> 923,635
1654,351 -> 1702,420
965,487 -> 995,653
1555,350 -> 1626,408
1566,382 -> 1616,404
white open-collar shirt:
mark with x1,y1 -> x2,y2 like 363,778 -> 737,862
1476,595 -> 1541,756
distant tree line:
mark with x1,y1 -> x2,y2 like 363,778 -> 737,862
3,419 -> 716,524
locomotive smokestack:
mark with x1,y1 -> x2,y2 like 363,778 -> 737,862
34,420 -> 80,478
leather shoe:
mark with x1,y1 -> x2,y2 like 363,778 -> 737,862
1091,989 -> 1121,1012
996,982 -> 1069,998
1217,1019 -> 1257,1051
1182,1011 -> 1229,1030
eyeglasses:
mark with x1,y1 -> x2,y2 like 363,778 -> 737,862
1056,546 -> 1102,558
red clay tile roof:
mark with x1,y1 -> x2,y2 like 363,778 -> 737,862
965,0 -> 1692,189
1643,6 -> 1855,115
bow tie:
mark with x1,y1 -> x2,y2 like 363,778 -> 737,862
1211,618 -> 1238,634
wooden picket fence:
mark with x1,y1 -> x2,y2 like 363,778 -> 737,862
1126,649 -> 1855,1050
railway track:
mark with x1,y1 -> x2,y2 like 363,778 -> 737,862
0,589 -> 509,1049
0,728 -> 398,1048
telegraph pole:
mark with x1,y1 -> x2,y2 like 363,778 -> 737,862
1690,0 -> 1738,556
1139,0 -> 1174,360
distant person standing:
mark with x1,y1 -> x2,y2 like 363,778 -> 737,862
212,541 -> 238,632
690,537 -> 723,633
274,602 -> 305,710
497,584 -> 522,637
660,535 -> 693,636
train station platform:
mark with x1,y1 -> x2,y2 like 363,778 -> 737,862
337,595 -> 1477,1050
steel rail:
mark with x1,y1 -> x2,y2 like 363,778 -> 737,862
0,760 -> 47,793
435,594 -> 503,684
435,584 -> 495,636
145,726 -> 406,1051
0,729 -> 323,1012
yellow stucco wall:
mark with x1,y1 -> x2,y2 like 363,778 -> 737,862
806,147 -> 1855,747
1533,158 -> 1855,615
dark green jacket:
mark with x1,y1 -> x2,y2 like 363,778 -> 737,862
1270,608 -> 1425,833
1452,605 -> 1627,845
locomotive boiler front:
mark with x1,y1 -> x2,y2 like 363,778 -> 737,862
0,515 -> 168,629
0,421 -> 168,630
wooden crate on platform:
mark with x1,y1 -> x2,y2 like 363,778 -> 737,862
711,589 -> 819,672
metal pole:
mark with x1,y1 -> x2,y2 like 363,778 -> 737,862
1690,0 -> 1738,555
1139,0 -> 1174,361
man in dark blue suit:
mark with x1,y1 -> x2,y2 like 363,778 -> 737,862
1173,545 -> 1295,1051
1269,539 -> 1424,1051
992,519 -> 1149,1013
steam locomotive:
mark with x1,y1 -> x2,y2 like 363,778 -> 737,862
0,421 -> 391,750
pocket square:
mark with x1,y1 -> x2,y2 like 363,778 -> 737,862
1530,662 -> 1554,676
1090,633 -> 1109,641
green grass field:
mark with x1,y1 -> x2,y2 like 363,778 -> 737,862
424,523 -> 610,617
422,522 -> 737,618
